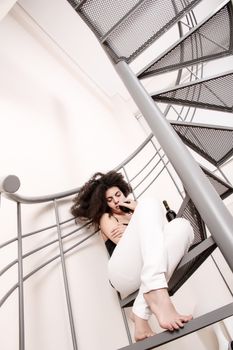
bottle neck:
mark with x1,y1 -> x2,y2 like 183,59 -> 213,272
163,200 -> 170,211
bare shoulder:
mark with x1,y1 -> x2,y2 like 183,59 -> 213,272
100,213 -> 116,239
100,212 -> 111,225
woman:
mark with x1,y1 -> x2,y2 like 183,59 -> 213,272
71,171 -> 194,341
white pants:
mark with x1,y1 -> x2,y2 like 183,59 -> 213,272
108,197 -> 194,320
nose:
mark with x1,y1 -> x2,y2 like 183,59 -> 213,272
113,197 -> 119,204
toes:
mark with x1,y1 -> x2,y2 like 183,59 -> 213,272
170,319 -> 186,330
163,320 -> 187,331
167,323 -> 175,331
174,315 -> 192,329
146,332 -> 155,338
175,319 -> 184,328
172,324 -> 179,330
180,314 -> 193,323
159,314 -> 193,332
135,331 -> 155,342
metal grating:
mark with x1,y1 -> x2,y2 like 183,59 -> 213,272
180,197 -> 206,248
202,166 -> 233,199
171,121 -> 233,166
66,0 -> 83,8
168,167 -> 233,294
139,1 -> 233,78
168,241 -> 217,295
178,165 -> 233,245
70,0 -> 202,62
79,0 -> 139,36
152,71 -> 233,112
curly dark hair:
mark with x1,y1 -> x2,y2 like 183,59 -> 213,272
71,171 -> 132,229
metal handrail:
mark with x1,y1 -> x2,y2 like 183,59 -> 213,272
0,229 -> 98,308
151,69 -> 233,99
3,186 -> 81,204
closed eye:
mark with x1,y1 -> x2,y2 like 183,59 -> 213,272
106,191 -> 122,202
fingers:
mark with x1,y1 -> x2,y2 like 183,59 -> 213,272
119,199 -> 137,211
112,233 -> 123,240
111,230 -> 120,238
111,224 -> 126,238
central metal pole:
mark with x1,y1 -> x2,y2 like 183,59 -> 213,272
115,60 -> 233,272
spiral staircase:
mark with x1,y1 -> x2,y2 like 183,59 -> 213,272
1,0 -> 233,349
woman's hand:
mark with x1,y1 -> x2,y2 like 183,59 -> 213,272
111,223 -> 127,241
119,199 -> 137,212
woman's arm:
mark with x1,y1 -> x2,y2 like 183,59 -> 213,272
100,213 -> 127,244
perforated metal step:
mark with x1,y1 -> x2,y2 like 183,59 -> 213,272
138,0 -> 233,78
66,0 -> 202,63
119,303 -> 233,349
152,70 -> 233,112
171,121 -> 233,166
201,164 -> 233,199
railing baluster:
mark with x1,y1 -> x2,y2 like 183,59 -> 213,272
54,200 -> 78,350
17,202 -> 25,350
150,139 -> 184,199
122,166 -> 137,200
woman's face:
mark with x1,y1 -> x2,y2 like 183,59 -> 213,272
105,186 -> 126,214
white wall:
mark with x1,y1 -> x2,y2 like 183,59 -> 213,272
0,0 -> 17,21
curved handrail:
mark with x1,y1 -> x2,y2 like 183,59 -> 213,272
2,133 -> 155,204
3,186 -> 81,204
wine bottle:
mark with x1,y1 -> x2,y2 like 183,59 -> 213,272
163,200 -> 176,222
119,201 -> 133,213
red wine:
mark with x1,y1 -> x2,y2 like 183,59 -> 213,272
163,200 -> 176,222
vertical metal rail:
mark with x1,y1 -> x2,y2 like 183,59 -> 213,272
122,166 -> 137,200
120,145 -> 152,345
17,202 -> 25,350
54,200 -> 78,350
150,139 -> 184,199
115,60 -> 233,272
118,293 -> 133,345
217,166 -> 232,185
211,255 -> 233,298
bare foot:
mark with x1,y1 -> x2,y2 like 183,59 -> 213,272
144,288 -> 192,331
130,312 -> 155,342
